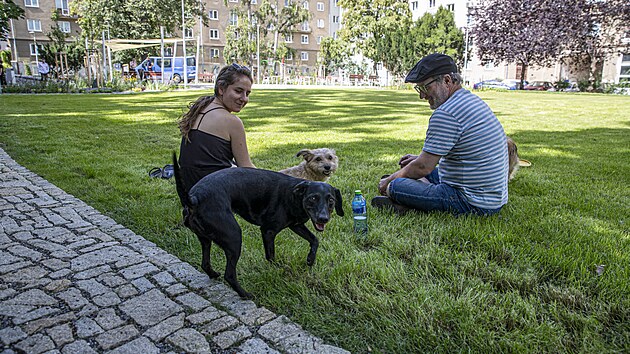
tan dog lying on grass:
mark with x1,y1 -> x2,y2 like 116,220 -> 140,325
507,136 -> 531,181
279,148 -> 339,182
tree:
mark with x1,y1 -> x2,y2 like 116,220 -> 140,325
471,0 -> 576,87
378,7 -> 464,78
337,0 -> 411,74
317,37 -> 352,77
71,0 -> 207,62
225,0 -> 310,74
39,11 -> 85,74
1,0 -> 24,41
562,0 -> 630,88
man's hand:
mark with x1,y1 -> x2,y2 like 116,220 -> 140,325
398,154 -> 418,167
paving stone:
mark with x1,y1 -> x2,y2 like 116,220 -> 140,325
32,227 -> 72,243
116,284 -> 139,298
238,338 -> 281,354
75,317 -> 104,338
0,327 -> 27,346
142,313 -> 185,342
5,289 -> 58,306
120,262 -> 159,280
47,323 -> 74,347
75,279 -> 109,297
95,324 -> 139,350
66,238 -> 96,250
186,306 -> 226,325
58,288 -> 89,310
23,312 -> 76,335
40,258 -> 70,271
12,231 -> 33,241
95,308 -> 125,330
7,244 -> 44,261
71,246 -> 139,272
48,268 -> 72,279
200,316 -> 240,336
151,271 -> 176,286
164,283 -> 188,296
0,287 -> 17,300
119,289 -> 182,327
97,273 -> 126,287
130,277 -> 154,293
166,328 -> 211,354
14,307 -> 62,325
29,239 -> 68,254
0,250 -> 23,265
44,279 -> 72,292
14,333 -> 55,354
213,325 -> 252,350
0,260 -> 33,275
175,292 -> 211,312
108,336 -> 159,354
234,306 -> 277,326
92,291 -> 121,307
61,340 -> 98,354
78,241 -> 120,254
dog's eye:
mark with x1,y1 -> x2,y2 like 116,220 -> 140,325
327,156 -> 333,160
309,196 -> 317,202
315,157 -> 322,162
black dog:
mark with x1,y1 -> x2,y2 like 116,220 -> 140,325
173,153 -> 344,299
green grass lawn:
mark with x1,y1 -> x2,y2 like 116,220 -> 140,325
1,89 -> 628,352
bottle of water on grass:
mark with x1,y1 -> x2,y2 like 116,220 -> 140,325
352,190 -> 368,236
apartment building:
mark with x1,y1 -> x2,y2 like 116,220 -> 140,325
5,0 -> 79,74
409,0 -> 629,85
193,0 -> 340,76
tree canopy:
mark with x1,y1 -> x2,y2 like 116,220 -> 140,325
1,0 -> 25,41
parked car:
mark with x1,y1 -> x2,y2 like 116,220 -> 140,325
502,79 -> 528,90
524,81 -> 553,91
473,80 -> 512,90
562,82 -> 580,92
135,56 -> 196,84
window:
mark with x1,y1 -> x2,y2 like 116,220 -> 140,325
27,19 -> 42,32
317,19 -> 324,28
55,0 -> 69,14
184,28 -> 193,38
301,34 -> 309,44
25,0 -> 39,7
447,3 -> 454,11
284,0 -> 292,6
429,0 -> 436,7
57,21 -> 71,33
209,29 -> 219,39
251,0 -> 257,3
301,22 -> 309,31
301,52 -> 308,61
229,12 -> 238,26
286,53 -> 293,60
229,0 -> 238,2
620,53 -> 630,81
210,48 -> 219,58
285,34 -> 293,43
209,10 -> 218,20
303,1 -> 308,10
29,43 -> 40,55
317,36 -> 322,44
317,2 -> 324,11
411,1 -> 418,10
332,16 -> 339,23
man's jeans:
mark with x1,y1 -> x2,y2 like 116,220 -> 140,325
388,169 -> 502,216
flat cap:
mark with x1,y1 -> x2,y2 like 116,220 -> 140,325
404,53 -> 458,83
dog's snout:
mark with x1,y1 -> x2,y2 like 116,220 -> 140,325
324,165 -> 331,170
316,215 -> 330,224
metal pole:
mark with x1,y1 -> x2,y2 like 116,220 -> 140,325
257,24 -> 260,84
102,30 -> 107,83
107,30 -> 113,82
463,25 -> 469,86
31,32 -> 39,75
182,0 -> 188,89
160,26 -> 165,84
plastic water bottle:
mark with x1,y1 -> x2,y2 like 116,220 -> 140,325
352,190 -> 368,236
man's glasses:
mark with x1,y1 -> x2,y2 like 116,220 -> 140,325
414,77 -> 439,94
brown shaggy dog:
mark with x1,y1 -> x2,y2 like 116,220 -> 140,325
507,137 -> 530,181
279,148 -> 339,182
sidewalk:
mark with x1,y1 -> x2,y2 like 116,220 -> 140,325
0,148 -> 348,354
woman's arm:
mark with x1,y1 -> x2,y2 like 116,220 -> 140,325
228,116 -> 256,168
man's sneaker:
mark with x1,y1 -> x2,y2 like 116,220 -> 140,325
371,196 -> 410,215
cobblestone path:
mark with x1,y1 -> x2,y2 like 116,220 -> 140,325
0,148 -> 348,354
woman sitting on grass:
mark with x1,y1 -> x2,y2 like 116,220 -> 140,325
177,64 -> 256,192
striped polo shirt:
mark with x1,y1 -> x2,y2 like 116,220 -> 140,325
422,88 -> 508,209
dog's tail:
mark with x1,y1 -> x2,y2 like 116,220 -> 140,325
172,152 -> 192,208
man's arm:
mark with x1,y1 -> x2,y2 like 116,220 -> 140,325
378,151 -> 441,195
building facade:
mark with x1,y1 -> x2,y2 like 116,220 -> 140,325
5,0 -> 79,75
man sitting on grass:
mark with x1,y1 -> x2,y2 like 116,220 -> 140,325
372,53 -> 508,216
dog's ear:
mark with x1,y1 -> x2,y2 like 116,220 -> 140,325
293,181 -> 310,199
333,188 -> 344,216
296,149 -> 314,161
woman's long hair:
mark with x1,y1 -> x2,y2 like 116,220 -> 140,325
178,64 -> 253,141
